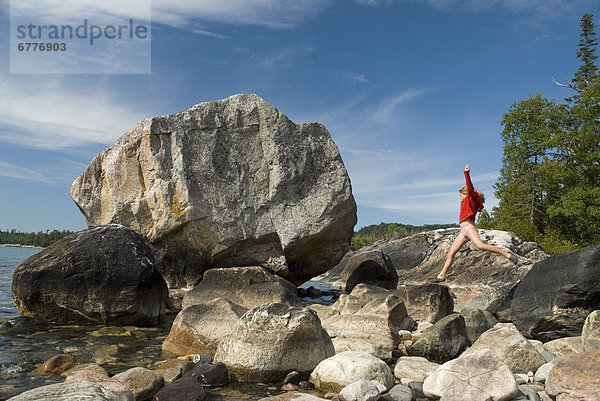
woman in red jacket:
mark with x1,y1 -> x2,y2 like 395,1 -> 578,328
429,164 -> 518,283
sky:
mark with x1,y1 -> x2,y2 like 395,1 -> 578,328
0,0 -> 599,233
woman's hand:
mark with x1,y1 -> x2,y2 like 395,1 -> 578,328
464,164 -> 470,172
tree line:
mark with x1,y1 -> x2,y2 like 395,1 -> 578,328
478,13 -> 600,254
351,222 -> 457,251
0,229 -> 73,248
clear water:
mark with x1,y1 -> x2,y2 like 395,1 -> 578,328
0,247 -> 331,400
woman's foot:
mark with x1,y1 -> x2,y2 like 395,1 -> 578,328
428,276 -> 446,283
509,252 -> 519,265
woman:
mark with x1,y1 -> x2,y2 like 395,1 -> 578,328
429,164 -> 518,283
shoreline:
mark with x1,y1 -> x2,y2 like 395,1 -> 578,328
0,244 -> 44,249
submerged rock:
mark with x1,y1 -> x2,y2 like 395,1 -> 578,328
71,94 -> 357,287
11,225 -> 168,326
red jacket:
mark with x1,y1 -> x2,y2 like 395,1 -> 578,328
459,170 -> 483,223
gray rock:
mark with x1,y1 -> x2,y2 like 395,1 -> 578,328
396,283 -> 454,324
461,307 -> 498,343
513,384 -> 541,401
393,356 -> 439,383
462,323 -> 546,374
162,298 -> 247,356
423,349 -> 519,401
183,362 -> 228,388
71,94 -> 357,287
582,309 -> 600,350
182,266 -> 300,310
510,245 -> 600,341
154,378 -> 206,401
309,351 -> 394,393
534,360 -> 559,383
11,225 -> 168,326
338,380 -> 380,401
543,336 -> 584,356
213,303 -> 334,382
8,381 -> 122,401
341,250 -> 398,292
545,350 -> 600,401
407,313 -> 470,363
379,384 -> 413,401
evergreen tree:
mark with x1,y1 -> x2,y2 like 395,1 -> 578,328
572,13 -> 598,94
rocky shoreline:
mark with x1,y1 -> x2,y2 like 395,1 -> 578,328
6,95 -> 600,400
0,244 -> 43,249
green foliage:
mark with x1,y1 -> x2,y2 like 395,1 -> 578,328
0,229 -> 73,247
490,14 -> 600,253
351,222 -> 457,251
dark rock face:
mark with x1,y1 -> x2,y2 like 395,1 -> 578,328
71,94 -> 357,287
341,250 -> 398,292
408,313 -> 470,363
12,225 -> 168,326
510,245 -> 600,341
396,284 -> 454,324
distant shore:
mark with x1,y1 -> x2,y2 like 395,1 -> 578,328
0,244 -> 44,249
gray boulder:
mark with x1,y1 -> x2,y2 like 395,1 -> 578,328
510,245 -> 600,341
8,381 -> 122,401
460,307 -> 498,344
341,250 -> 397,292
11,225 -> 167,326
582,309 -> 600,350
71,94 -> 357,287
407,313 -> 470,363
396,283 -> 454,324
182,266 -> 300,310
213,303 -> 334,382
114,367 -> 164,401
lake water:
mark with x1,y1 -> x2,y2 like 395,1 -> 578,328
0,246 -> 332,400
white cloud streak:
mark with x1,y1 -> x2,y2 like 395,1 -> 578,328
0,160 -> 49,182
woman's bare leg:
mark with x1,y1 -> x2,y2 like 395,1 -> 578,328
466,228 -> 512,259
437,233 -> 469,278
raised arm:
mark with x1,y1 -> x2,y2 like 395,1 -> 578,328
464,164 -> 474,194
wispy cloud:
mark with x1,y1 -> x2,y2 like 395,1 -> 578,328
373,87 -> 434,122
0,78 -> 146,149
341,72 -> 370,84
191,28 -> 230,39
0,160 -> 49,183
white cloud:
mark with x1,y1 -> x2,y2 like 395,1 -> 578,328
0,78 -> 146,149
373,87 -> 434,122
0,160 -> 49,182
341,72 -> 370,84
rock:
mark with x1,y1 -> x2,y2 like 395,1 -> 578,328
33,354 -> 77,376
462,323 -> 546,374
338,380 -> 380,401
162,298 -> 247,356
423,348 -> 519,401
182,266 -> 300,310
460,308 -> 498,343
257,393 -> 330,401
407,313 -> 470,363
545,350 -> 600,401
65,368 -> 134,401
461,283 -> 518,322
543,336 -> 584,356
114,367 -> 165,401
515,384 -> 541,401
213,303 -> 334,382
8,381 -> 122,401
153,359 -> 196,383
183,362 -> 228,387
534,360 -> 559,383
154,378 -> 206,401
510,245 -> 600,341
283,371 -> 301,386
332,284 -> 414,331
379,384 -> 413,401
11,225 -> 168,326
341,250 -> 398,292
309,351 -> 394,393
395,284 -> 454,324
322,314 -> 400,361
582,309 -> 600,350
62,363 -> 107,379
298,381 -> 315,390
306,286 -> 323,298
307,304 -> 339,322
71,94 -> 357,287
393,356 -> 439,383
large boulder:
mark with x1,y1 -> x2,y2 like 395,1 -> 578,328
462,323 -> 546,374
407,313 -> 470,363
8,381 -> 123,401
182,266 -> 300,310
11,225 -> 168,326
582,309 -> 600,350
423,349 -> 519,401
71,94 -> 357,287
340,250 -> 398,292
213,303 -> 334,382
510,245 -> 600,341
162,298 -> 248,356
395,284 -> 454,324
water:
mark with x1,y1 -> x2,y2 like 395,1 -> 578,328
0,247 -> 336,400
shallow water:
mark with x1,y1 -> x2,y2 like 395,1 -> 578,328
0,247 -> 337,400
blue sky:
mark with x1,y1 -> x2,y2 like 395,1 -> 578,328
0,0 -> 598,233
